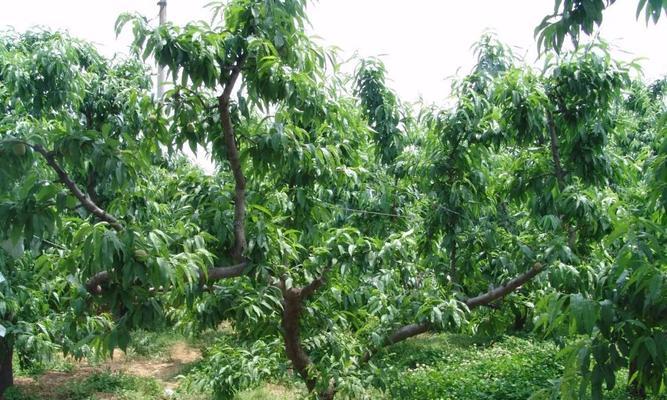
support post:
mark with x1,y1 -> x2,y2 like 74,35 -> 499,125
156,0 -> 167,99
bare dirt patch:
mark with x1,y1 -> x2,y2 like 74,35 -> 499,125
14,341 -> 201,399
109,341 -> 200,381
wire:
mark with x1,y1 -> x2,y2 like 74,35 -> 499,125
313,198 -> 404,218
33,236 -> 67,251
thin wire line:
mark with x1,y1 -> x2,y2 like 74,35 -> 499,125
313,198 -> 404,218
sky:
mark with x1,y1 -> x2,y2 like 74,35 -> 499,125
1,0 -> 665,105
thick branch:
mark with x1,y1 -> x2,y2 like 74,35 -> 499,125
360,322 -> 430,363
218,59 -> 247,263
80,58 -> 249,294
274,269 -> 332,396
546,113 -> 577,249
464,262 -> 544,309
300,269 -> 329,300
361,263 -> 545,363
84,262 -> 248,295
384,322 -> 430,345
32,145 -> 123,231
85,271 -> 111,295
201,262 -> 248,282
31,60 -> 251,297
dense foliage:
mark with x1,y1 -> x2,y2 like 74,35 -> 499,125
536,0 -> 667,52
0,1 -> 665,399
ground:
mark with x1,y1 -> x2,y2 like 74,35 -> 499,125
8,330 -> 296,400
6,331 -> 667,400
13,339 -> 202,400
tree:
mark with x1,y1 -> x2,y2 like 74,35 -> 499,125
0,29 -> 167,394
532,1 -> 667,398
531,74 -> 667,400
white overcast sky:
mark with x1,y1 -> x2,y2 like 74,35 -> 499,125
1,0 -> 665,105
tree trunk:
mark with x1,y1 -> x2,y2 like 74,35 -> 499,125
512,306 -> 527,331
281,288 -> 317,392
628,358 -> 646,398
547,111 -> 578,251
0,337 -> 14,398
449,239 -> 457,282
546,112 -> 565,186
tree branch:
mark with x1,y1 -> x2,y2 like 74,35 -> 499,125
464,262 -> 544,309
83,262 -> 249,295
218,57 -> 247,263
546,111 -> 565,187
546,112 -> 577,249
40,57 -> 251,296
273,268 -> 333,396
85,271 -> 111,295
32,144 -> 123,232
361,262 -> 545,363
200,262 -> 248,282
300,269 -> 330,300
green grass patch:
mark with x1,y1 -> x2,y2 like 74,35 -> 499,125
124,328 -> 185,360
373,334 -> 562,400
8,371 -> 163,400
372,333 -> 667,400
59,371 -> 163,400
235,383 -> 299,400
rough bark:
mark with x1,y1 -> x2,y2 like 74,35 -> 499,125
300,270 -> 329,300
275,271 -> 333,398
0,337 -> 13,397
85,271 -> 111,295
360,323 -> 430,364
203,262 -> 248,282
280,287 -> 317,392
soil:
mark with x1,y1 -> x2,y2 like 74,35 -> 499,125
14,341 -> 201,399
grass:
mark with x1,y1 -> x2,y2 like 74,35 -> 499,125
63,371 -> 163,400
10,329 -> 667,400
7,371 -> 163,400
13,355 -> 76,377
371,334 -> 562,400
235,384 -> 299,400
124,329 -> 185,361
371,333 -> 667,400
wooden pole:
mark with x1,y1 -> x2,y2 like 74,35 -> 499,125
157,0 -> 167,99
